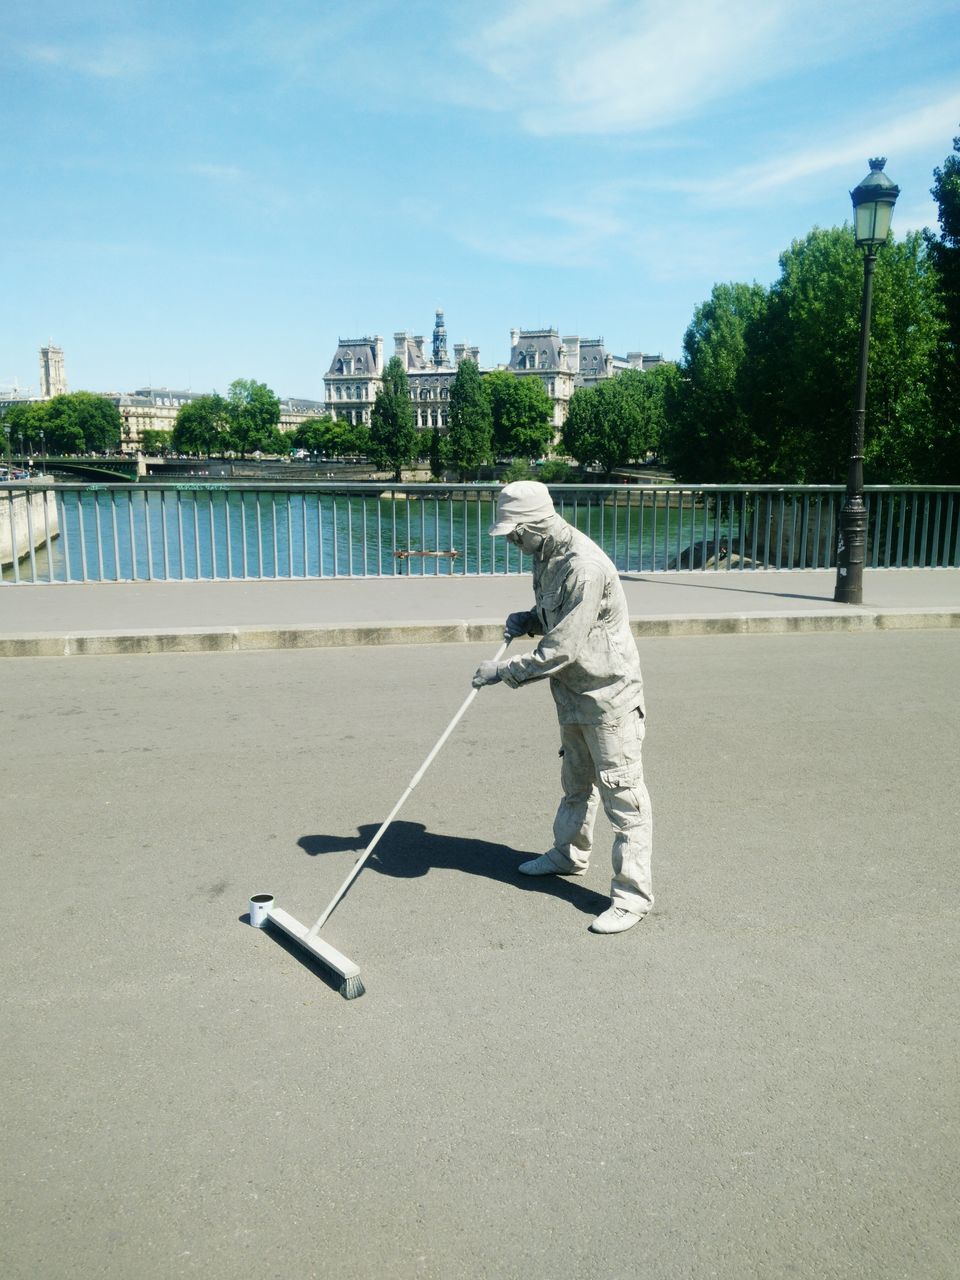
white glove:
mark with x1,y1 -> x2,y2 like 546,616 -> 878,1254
472,660 -> 502,689
503,610 -> 534,640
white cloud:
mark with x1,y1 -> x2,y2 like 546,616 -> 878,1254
661,90 -> 960,205
460,0 -> 956,137
447,191 -> 630,266
184,163 -> 248,184
539,202 -> 628,243
460,0 -> 780,132
23,36 -> 154,80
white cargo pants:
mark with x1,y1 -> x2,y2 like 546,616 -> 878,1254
549,709 -> 653,915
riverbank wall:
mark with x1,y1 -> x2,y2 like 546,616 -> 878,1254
1,484 -> 59,569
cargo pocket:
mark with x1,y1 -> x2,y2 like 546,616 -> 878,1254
597,761 -> 647,834
599,762 -> 645,791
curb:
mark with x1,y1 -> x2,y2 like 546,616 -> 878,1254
0,608 -> 957,657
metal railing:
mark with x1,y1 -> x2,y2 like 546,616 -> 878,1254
3,480 -> 959,584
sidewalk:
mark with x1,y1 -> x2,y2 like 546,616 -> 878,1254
1,567 -> 959,656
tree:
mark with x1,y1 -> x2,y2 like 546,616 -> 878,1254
225,379 -> 282,457
660,281 -> 769,483
560,381 -> 609,474
42,392 -> 123,455
446,359 -> 493,479
368,356 -> 417,481
926,130 -> 960,476
639,362 -> 683,461
290,416 -> 332,455
323,417 -> 371,459
561,384 -> 602,472
536,458 -> 574,483
172,394 -> 230,457
859,231 -> 950,480
485,369 -> 555,460
428,424 -> 447,479
140,428 -> 171,455
662,227 -> 951,484
2,400 -> 47,454
928,131 -> 960,349
562,368 -> 666,477
752,227 -> 947,482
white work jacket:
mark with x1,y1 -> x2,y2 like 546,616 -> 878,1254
499,516 -> 645,725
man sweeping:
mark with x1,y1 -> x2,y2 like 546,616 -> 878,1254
472,480 -> 653,934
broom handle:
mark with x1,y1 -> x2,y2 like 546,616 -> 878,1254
306,638 -> 510,938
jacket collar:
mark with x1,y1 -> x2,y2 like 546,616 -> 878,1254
534,514 -> 573,563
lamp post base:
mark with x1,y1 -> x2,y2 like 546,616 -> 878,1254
834,496 -> 867,605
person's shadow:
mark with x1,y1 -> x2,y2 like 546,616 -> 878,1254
297,821 -> 608,917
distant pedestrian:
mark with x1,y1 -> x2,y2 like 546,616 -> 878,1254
473,481 -> 653,933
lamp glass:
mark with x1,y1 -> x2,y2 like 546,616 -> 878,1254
855,199 -> 894,247
872,200 -> 894,243
854,201 -> 876,245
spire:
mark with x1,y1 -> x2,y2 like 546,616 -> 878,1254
432,309 -> 448,367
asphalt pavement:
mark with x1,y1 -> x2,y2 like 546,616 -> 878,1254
1,627 -> 958,1278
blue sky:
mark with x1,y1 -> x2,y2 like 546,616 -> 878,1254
3,0 -> 959,400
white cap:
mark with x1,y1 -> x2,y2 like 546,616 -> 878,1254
488,481 -> 556,535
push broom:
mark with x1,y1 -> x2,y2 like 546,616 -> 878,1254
249,639 -> 510,999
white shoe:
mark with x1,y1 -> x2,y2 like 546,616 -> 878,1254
518,852 -> 586,877
589,906 -> 644,934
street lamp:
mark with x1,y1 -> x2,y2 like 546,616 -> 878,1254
40,428 -> 46,474
834,157 -> 899,604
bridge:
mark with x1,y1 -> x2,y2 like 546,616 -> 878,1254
0,599 -> 956,1279
45,455 -> 140,481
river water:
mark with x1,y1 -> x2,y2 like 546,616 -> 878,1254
5,487 -> 734,582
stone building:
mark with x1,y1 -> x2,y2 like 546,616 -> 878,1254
39,345 -> 67,399
3,347 -> 326,454
397,313 -> 480,432
116,388 -> 197,450
115,387 -> 325,452
0,344 -> 67,415
324,311 -> 480,429
322,320 -> 667,437
507,329 -> 666,428
323,336 -> 384,426
507,329 -> 577,429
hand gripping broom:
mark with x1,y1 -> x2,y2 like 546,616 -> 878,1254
249,639 -> 510,999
